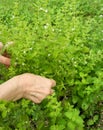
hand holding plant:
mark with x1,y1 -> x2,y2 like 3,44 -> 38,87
0,42 -> 11,66
0,73 -> 56,103
17,73 -> 56,103
0,42 -> 56,103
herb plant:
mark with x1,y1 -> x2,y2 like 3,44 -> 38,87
0,0 -> 103,129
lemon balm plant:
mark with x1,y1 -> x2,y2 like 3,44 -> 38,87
0,0 -> 103,129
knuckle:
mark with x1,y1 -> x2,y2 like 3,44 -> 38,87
37,100 -> 41,104
46,89 -> 51,95
35,99 -> 41,104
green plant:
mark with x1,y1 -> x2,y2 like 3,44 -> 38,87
0,0 -> 103,129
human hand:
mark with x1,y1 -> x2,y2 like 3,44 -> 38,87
18,73 -> 56,103
0,41 -> 13,67
0,73 -> 56,103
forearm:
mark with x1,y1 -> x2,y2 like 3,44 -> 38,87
0,76 -> 23,101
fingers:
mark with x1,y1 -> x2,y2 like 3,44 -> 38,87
18,73 -> 56,103
0,42 -> 3,50
50,79 -> 56,87
0,42 -> 11,66
24,88 -> 55,104
25,95 -> 41,103
0,55 -> 10,66
28,89 -> 54,103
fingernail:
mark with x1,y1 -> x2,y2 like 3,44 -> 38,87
51,79 -> 56,87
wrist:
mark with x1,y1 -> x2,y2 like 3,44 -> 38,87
17,73 -> 30,98
0,76 -> 23,101
15,74 -> 25,98
17,73 -> 37,98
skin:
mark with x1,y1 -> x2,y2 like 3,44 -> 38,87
0,42 -> 56,103
0,42 -> 11,66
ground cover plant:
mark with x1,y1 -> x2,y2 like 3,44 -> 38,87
0,0 -> 103,129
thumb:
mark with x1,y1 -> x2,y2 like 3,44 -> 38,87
0,55 -> 11,66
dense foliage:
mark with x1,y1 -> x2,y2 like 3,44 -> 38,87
0,0 -> 103,129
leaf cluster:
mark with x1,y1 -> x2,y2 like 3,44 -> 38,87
0,0 -> 103,129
